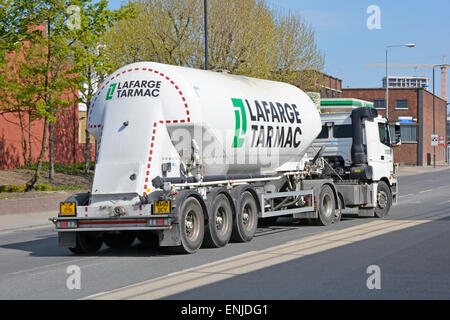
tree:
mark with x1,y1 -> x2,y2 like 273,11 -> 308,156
102,0 -> 203,70
0,46 -> 40,166
102,0 -> 324,90
0,0 -> 43,60
271,10 -> 325,91
69,0 -> 136,174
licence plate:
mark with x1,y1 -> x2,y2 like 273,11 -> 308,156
60,202 -> 76,216
154,200 -> 170,214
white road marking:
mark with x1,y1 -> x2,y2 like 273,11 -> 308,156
5,257 -> 97,277
87,219 -> 430,300
419,189 -> 433,193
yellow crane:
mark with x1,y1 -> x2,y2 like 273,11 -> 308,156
363,54 -> 448,101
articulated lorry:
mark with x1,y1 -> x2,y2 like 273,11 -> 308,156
52,62 -> 398,254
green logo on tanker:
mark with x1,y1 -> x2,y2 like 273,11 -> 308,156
105,83 -> 117,100
231,98 -> 303,149
232,98 -> 247,148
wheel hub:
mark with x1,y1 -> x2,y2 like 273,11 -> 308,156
378,191 -> 388,209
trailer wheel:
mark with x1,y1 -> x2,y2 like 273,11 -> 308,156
103,231 -> 136,249
316,184 -> 336,226
375,181 -> 392,218
203,193 -> 233,248
231,191 -> 258,242
69,232 -> 103,254
173,197 -> 205,254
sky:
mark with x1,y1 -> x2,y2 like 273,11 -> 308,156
105,0 -> 450,99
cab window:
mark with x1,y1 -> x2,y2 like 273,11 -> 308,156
317,125 -> 329,139
333,125 -> 352,138
378,123 -> 391,146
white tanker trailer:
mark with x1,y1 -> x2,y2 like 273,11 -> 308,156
52,62 -> 398,254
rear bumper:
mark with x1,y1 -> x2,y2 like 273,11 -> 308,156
52,215 -> 173,232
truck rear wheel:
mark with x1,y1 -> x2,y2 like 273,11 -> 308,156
316,184 -> 336,226
103,231 -> 136,249
203,193 -> 233,248
375,181 -> 392,218
231,191 -> 258,242
173,197 -> 205,254
69,232 -> 103,254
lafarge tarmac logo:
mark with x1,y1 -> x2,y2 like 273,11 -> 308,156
105,80 -> 161,100
231,98 -> 303,149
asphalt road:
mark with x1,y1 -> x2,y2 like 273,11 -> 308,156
0,168 -> 449,300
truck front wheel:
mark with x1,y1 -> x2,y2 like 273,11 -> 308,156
173,197 -> 205,254
375,181 -> 392,218
316,184 -> 336,226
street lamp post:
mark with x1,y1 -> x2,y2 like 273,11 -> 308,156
385,43 -> 415,120
204,0 -> 208,70
432,63 -> 450,168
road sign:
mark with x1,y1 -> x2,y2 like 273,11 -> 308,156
398,116 -> 413,124
439,136 -> 445,146
431,134 -> 438,147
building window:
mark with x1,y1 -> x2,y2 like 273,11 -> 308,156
396,99 -> 408,110
390,125 -> 417,143
373,99 -> 385,109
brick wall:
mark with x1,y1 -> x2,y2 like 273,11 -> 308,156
342,88 -> 447,165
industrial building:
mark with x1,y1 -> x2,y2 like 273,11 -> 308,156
342,87 -> 447,166
382,76 -> 429,89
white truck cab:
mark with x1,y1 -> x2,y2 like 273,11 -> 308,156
307,102 -> 399,217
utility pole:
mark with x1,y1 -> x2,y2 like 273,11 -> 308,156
433,67 -> 436,168
204,0 -> 208,70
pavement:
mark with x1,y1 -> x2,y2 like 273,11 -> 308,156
0,166 -> 449,299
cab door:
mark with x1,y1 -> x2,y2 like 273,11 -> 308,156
374,119 -> 393,180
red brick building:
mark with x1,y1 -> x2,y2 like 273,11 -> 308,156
342,88 -> 447,165
0,105 -> 94,169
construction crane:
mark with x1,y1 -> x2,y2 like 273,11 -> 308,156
363,54 -> 448,101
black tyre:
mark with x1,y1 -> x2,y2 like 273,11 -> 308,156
203,193 -> 233,248
231,191 -> 259,242
69,232 -> 103,254
316,184 -> 336,226
375,181 -> 392,218
136,231 -> 160,247
173,197 -> 205,254
103,231 -> 136,249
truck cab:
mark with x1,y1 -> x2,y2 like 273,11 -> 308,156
307,105 -> 399,217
